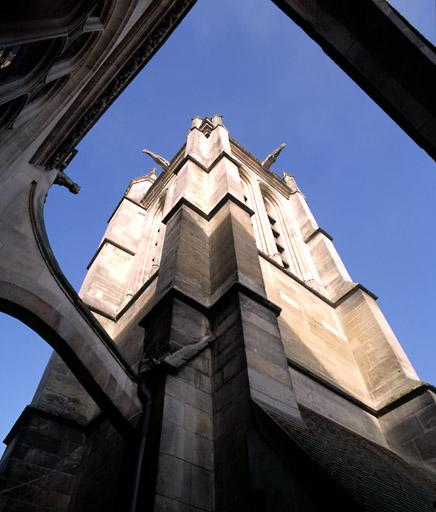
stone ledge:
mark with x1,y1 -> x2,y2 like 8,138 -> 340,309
85,267 -> 159,321
106,195 -> 145,225
3,406 -> 120,447
171,154 -> 208,175
162,192 -> 254,226
208,150 -> 242,173
86,304 -> 117,322
258,250 -> 377,307
116,270 -> 159,320
171,150 -> 242,176
138,281 -> 281,330
86,237 -> 136,270
86,269 -> 160,323
288,357 -> 434,418
304,226 -> 333,244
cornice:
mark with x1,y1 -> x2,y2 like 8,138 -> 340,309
137,281 -> 281,329
258,250 -> 377,307
161,193 -> 254,226
304,226 -> 333,244
106,195 -> 145,225
3,405 -> 116,446
288,356 -> 435,418
86,237 -> 136,270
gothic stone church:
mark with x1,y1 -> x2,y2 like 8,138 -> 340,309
0,2 -> 436,512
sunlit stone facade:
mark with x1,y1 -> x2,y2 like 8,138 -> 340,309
25,114 -> 432,511
1,0 -> 435,509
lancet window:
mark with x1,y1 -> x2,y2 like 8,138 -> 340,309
259,186 -> 322,288
240,171 -> 263,251
262,194 -> 291,270
148,193 -> 167,277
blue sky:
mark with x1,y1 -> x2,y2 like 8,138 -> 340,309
1,0 -> 435,453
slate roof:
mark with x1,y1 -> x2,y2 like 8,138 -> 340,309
262,404 -> 436,512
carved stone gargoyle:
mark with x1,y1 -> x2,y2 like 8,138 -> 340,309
54,171 -> 80,194
142,148 -> 170,171
262,143 -> 286,170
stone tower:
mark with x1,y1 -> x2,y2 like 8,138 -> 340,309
1,116 -> 435,511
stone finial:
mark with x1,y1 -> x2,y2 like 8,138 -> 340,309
142,148 -> 170,171
191,117 -> 202,129
124,169 -> 158,201
262,143 -> 286,170
282,172 -> 300,194
147,168 -> 158,182
211,114 -> 223,126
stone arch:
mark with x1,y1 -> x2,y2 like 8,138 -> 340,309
0,278 -> 139,434
0,288 -> 97,422
0,175 -> 140,434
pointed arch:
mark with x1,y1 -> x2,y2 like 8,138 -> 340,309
260,185 -> 294,271
139,190 -> 168,283
239,168 -> 264,251
259,184 -> 323,287
0,279 -> 138,434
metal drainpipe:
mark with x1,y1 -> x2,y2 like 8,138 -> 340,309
129,374 -> 152,512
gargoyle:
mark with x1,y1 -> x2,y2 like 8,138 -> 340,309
54,171 -> 80,194
142,148 -> 170,171
261,143 -> 286,170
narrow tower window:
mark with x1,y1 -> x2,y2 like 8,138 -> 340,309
266,208 -> 290,269
260,189 -> 294,272
148,194 -> 166,277
240,172 -> 263,250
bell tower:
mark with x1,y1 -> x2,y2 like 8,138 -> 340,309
78,115 -> 436,509
2,116 -> 435,512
